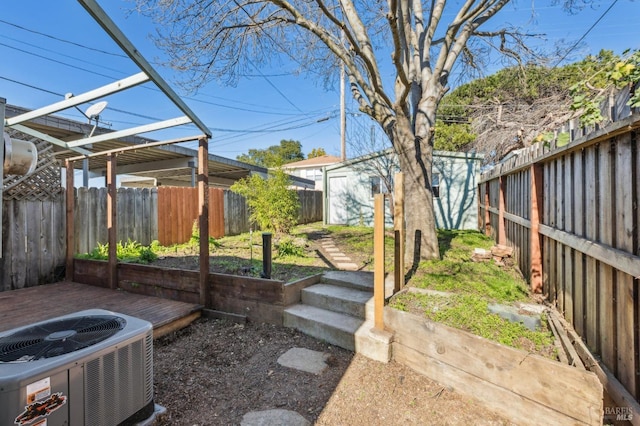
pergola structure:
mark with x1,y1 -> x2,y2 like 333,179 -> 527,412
2,0 -> 214,306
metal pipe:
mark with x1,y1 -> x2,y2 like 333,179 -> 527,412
261,232 -> 272,279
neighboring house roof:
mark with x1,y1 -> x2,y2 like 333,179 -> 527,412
325,148 -> 483,172
283,155 -> 342,169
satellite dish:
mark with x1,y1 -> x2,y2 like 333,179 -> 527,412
85,101 -> 108,119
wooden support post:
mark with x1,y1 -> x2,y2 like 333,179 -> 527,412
198,137 -> 210,307
106,153 -> 117,290
374,193 -> 385,330
530,164 -> 543,293
484,182 -> 490,236
393,172 -> 405,293
65,160 -> 75,281
498,176 -> 506,245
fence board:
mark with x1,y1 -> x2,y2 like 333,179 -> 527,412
598,141 -> 616,370
556,158 -> 565,312
615,135 -> 636,397
548,162 -> 557,303
564,153 -> 574,322
584,146 -> 598,351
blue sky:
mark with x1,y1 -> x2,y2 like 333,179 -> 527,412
1,0 -> 638,160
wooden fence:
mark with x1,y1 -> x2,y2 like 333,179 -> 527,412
478,112 -> 640,405
1,187 -> 323,290
0,197 -> 66,290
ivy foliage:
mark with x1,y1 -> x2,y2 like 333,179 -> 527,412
570,49 -> 640,126
437,50 -> 620,141
230,168 -> 300,234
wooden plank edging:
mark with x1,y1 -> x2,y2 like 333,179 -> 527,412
385,307 -> 603,425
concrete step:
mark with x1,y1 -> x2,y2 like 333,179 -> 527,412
321,270 -> 374,292
321,270 -> 397,299
283,304 -> 393,362
283,304 -> 363,351
301,284 -> 373,319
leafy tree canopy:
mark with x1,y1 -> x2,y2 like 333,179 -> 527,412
237,139 -> 305,168
307,147 -> 327,158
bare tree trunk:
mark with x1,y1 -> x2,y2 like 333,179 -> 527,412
393,106 -> 440,265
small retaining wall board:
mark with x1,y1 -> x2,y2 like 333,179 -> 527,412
73,260 -> 293,324
386,308 -> 602,425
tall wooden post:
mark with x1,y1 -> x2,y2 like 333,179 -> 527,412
530,164 -> 543,293
198,137 -> 210,307
498,176 -> 506,245
484,182 -> 490,235
374,193 -> 385,330
106,153 -> 117,290
65,160 -> 75,281
393,172 -> 405,293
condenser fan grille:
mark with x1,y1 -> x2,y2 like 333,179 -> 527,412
0,315 -> 126,362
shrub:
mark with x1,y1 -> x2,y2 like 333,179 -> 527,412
230,168 -> 300,234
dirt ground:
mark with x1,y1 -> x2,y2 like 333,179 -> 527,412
153,318 -> 513,425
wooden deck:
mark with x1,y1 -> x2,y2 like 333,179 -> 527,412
0,281 -> 202,338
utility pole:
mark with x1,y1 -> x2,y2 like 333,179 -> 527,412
340,31 -> 346,162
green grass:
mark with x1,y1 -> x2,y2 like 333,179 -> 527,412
411,231 -> 528,303
388,229 -> 556,357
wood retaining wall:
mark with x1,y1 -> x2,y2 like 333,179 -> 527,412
72,259 -> 320,324
386,307 -> 603,425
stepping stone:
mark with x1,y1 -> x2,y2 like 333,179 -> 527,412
324,247 -> 340,252
241,409 -> 310,426
277,347 -> 330,375
336,262 -> 359,270
332,256 -> 351,261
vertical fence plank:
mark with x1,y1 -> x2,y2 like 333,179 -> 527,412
556,157 -> 565,313
598,141 -> 616,371
543,162 -> 551,299
11,200 -> 27,289
573,149 -> 585,336
150,188 -> 159,243
615,134 -> 636,397
584,146 -> 598,351
39,200 -> 54,285
548,160 -> 557,304
563,153 -> 574,322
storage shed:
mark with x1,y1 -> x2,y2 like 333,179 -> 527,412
324,149 -> 483,229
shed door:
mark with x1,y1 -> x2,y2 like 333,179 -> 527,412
328,176 -> 347,224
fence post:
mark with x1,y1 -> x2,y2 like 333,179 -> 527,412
530,164 -> 543,293
484,181 -> 491,236
198,137 -> 210,307
65,160 -> 75,281
107,153 -> 117,290
498,176 -> 506,245
374,193 -> 385,330
393,172 -> 404,293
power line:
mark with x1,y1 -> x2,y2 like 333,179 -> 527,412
552,0 -> 619,68
0,18 -> 126,58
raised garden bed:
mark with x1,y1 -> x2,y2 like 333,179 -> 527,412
385,307 -> 602,425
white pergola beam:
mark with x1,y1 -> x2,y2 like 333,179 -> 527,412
78,0 -> 212,138
10,124 -> 93,155
66,116 -> 192,148
5,72 -> 150,127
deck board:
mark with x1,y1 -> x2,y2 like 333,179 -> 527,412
0,281 -> 202,336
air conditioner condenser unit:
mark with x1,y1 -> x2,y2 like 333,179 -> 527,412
0,309 -> 155,426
